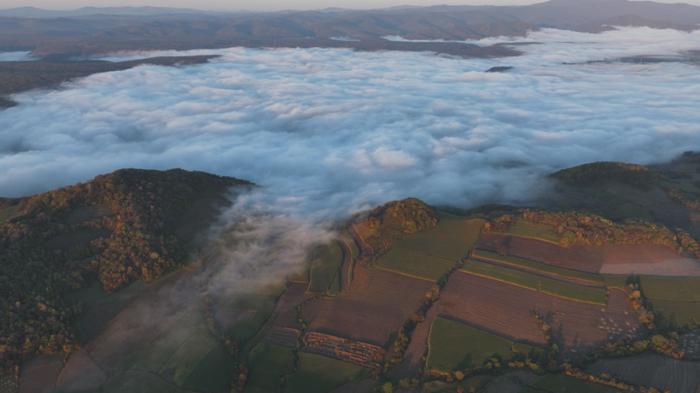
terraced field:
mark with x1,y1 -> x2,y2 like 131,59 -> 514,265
472,249 -> 604,285
461,259 -> 608,305
426,316 -> 539,371
374,215 -> 485,281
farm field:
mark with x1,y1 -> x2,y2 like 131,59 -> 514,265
437,271 -> 639,347
587,354 -> 700,393
374,215 -> 485,281
303,266 -> 433,345
598,244 -> 700,276
426,316 -> 538,371
641,276 -> 700,326
461,259 -> 608,305
285,352 -> 369,393
494,218 -> 561,243
472,249 -> 604,285
307,242 -> 344,295
245,342 -> 296,393
522,373 -> 624,393
477,233 -> 604,273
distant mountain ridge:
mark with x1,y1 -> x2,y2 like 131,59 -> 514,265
0,5 -> 222,18
0,0 -> 699,57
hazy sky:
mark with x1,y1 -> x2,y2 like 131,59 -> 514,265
2,0 -> 700,11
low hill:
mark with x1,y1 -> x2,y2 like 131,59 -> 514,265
545,153 -> 700,239
0,55 -> 218,109
0,168 -> 250,377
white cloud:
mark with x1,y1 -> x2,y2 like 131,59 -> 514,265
2,27 -> 700,218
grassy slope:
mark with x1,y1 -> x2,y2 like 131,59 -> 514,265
426,317 -> 537,371
461,260 -> 608,305
307,242 -> 343,295
375,215 -> 485,281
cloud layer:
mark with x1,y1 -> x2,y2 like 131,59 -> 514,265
2,27 -> 700,218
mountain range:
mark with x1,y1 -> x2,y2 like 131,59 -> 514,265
1,0 -> 700,56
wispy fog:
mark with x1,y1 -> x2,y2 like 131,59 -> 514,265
2,27 -> 700,218
0,51 -> 35,61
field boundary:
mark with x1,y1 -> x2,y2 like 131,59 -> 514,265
489,231 -> 562,246
372,265 -> 440,283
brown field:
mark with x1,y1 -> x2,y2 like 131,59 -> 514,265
303,266 -> 432,346
478,234 -> 603,273
598,244 -> 700,276
436,272 -> 639,348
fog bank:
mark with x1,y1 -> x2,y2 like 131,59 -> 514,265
1,27 -> 700,217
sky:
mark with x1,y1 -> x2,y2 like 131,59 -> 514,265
2,0 -> 700,11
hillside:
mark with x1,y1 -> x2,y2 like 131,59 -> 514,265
0,55 -> 218,109
0,169 -> 251,379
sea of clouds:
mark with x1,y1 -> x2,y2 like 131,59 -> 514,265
2,26 -> 700,219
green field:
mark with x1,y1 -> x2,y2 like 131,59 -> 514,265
285,352 -> 369,393
307,242 -> 343,295
426,317 -> 538,371
639,276 -> 700,326
245,343 -> 296,393
641,276 -> 700,302
461,260 -> 608,305
473,249 -> 603,284
497,218 -> 561,243
375,215 -> 485,281
522,373 -> 624,393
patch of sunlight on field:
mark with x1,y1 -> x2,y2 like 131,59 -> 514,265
375,215 -> 485,281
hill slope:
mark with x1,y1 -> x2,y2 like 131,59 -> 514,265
0,169 -> 250,377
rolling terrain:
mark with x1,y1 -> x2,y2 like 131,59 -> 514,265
0,55 -> 218,109
2,153 -> 700,392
